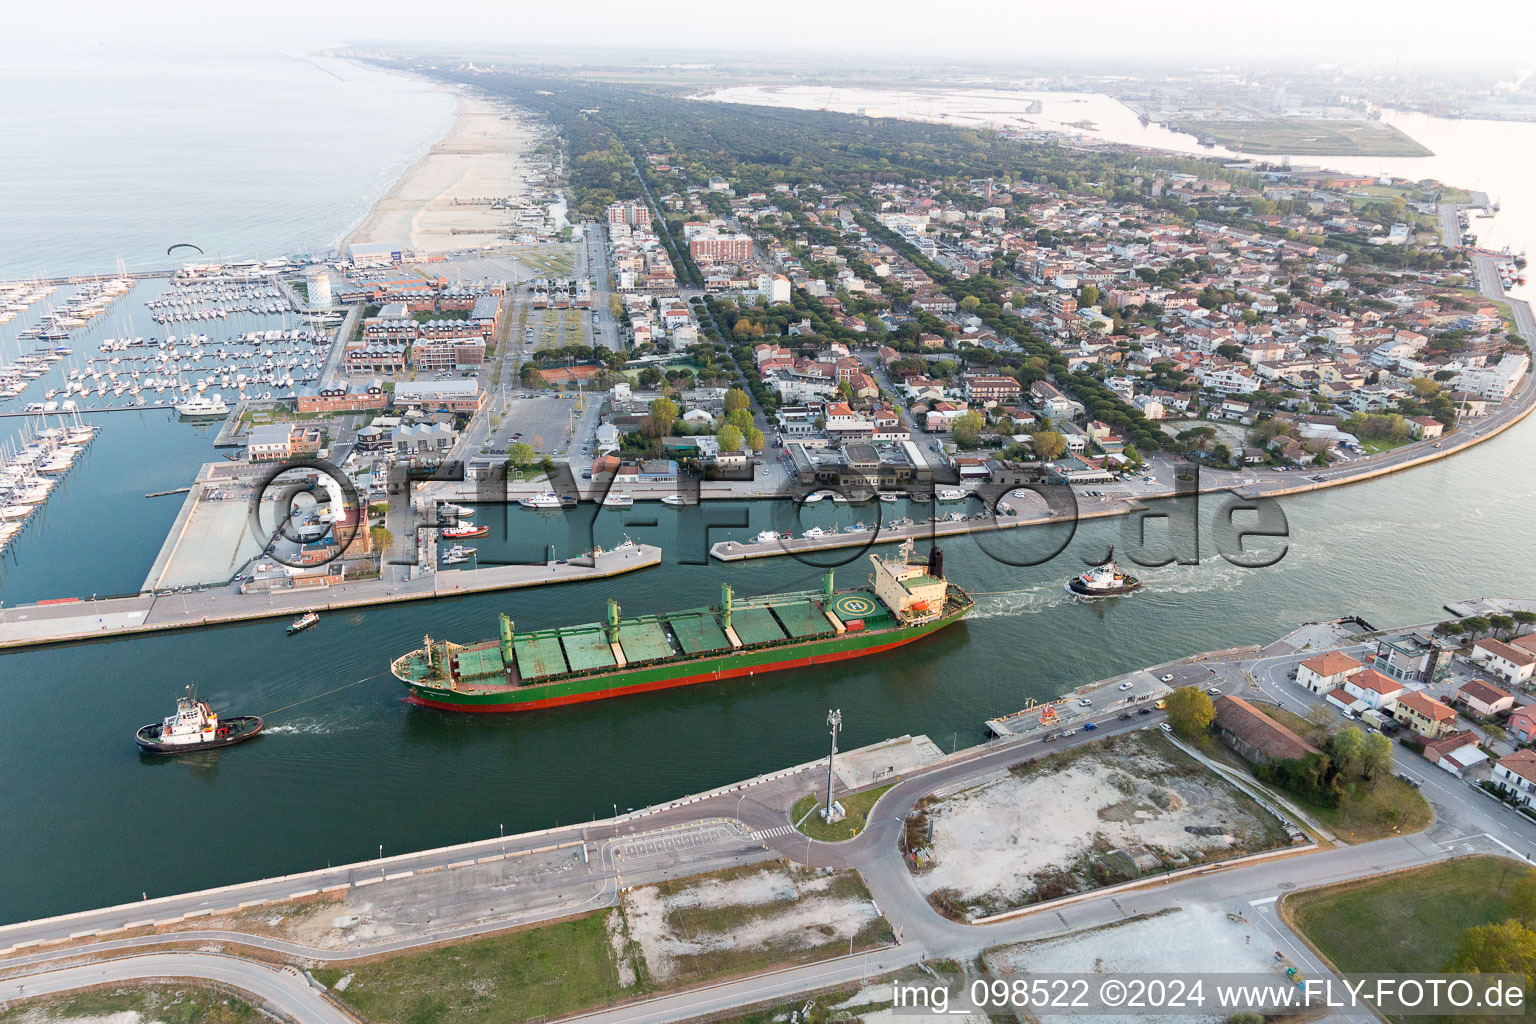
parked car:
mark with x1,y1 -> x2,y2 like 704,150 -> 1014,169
1159,722 -> 1173,733
1206,687 -> 1222,696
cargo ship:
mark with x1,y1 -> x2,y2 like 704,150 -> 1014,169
391,540 -> 972,712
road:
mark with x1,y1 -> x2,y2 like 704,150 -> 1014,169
0,952 -> 353,1024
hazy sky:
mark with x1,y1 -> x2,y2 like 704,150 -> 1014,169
10,1 -> 1536,67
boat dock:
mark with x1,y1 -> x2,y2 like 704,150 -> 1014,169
709,500 -> 1140,562
0,543 -> 662,651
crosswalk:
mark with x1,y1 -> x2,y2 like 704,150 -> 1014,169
750,825 -> 796,841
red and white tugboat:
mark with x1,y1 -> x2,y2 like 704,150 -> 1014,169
1067,549 -> 1142,598
135,686 -> 263,755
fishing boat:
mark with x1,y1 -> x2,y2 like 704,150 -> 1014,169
287,611 -> 319,634
391,541 -> 972,712
135,686 -> 263,754
880,492 -> 899,503
755,530 -> 788,544
601,491 -> 635,508
660,494 -> 691,507
437,502 -> 474,518
1067,550 -> 1142,598
935,488 -> 968,503
442,524 -> 490,539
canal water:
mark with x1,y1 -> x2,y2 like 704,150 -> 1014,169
5,82 -> 1536,925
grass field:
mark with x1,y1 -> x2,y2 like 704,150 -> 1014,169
1285,856 -> 1533,979
315,910 -> 631,1024
0,985 -> 260,1024
1174,117 -> 1432,157
1258,707 -> 1432,841
792,783 -> 895,841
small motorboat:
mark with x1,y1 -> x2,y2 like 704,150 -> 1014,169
801,491 -> 828,504
287,611 -> 319,635
136,686 -> 263,755
442,544 -> 476,565
879,492 -> 899,503
660,494 -> 691,507
437,502 -> 474,518
601,491 -> 635,508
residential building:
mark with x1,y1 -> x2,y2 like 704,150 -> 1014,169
1339,667 -> 1404,712
1374,633 -> 1448,684
1491,749 -> 1536,810
296,379 -> 388,414
1509,706 -> 1536,744
1392,691 -> 1458,739
1296,651 -> 1364,695
1457,678 -> 1516,719
1423,732 -> 1487,778
1469,637 -> 1535,687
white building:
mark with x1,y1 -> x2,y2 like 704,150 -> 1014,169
1469,637 -> 1536,686
1295,650 -> 1364,695
1456,354 -> 1529,401
304,266 -> 332,308
1491,750 -> 1536,810
758,273 -> 791,304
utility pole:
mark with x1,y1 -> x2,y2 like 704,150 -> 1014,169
822,708 -> 844,823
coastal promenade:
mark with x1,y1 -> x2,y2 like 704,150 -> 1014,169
4,607 -> 1534,1023
0,543 -> 660,651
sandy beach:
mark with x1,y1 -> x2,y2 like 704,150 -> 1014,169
345,92 -> 546,254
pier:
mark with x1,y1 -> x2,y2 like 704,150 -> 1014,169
709,500 -> 1140,562
0,543 -> 662,651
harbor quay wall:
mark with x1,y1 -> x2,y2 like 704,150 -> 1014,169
0,546 -> 662,652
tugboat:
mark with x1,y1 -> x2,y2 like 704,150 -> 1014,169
135,686 -> 263,754
1067,549 -> 1142,598
287,611 -> 319,634
441,523 -> 489,539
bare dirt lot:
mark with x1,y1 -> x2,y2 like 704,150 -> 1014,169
619,861 -> 891,985
987,905 -> 1290,1024
912,732 -> 1289,919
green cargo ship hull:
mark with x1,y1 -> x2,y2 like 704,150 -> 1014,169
392,552 -> 972,712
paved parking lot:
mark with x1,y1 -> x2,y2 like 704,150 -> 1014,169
490,395 -> 583,455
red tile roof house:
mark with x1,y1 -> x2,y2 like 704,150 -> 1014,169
1456,679 -> 1516,720
1295,651 -> 1364,695
1423,731 -> 1488,778
1469,638 -> 1535,687
1509,706 -> 1536,744
1490,749 -> 1536,811
1393,691 -> 1459,739
1340,667 -> 1405,711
